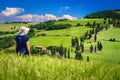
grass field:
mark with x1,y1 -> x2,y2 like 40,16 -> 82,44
0,23 -> 28,32
0,18 -> 120,80
30,26 -> 91,47
0,53 -> 120,80
0,19 -> 120,63
55,19 -> 104,26
83,27 -> 120,63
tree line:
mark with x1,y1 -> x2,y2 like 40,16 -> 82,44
29,20 -> 72,30
84,10 -> 120,19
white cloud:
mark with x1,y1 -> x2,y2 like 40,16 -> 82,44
16,14 -> 33,22
16,14 -> 76,22
59,6 -> 70,13
0,7 -> 76,23
16,14 -> 57,22
1,7 -> 24,16
61,14 -> 76,20
0,13 -> 76,23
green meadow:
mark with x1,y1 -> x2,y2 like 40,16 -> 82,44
30,26 -> 91,47
0,18 -> 120,80
84,27 -> 120,63
0,23 -> 28,32
55,19 -> 104,26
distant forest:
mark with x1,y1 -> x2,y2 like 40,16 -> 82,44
84,9 -> 120,19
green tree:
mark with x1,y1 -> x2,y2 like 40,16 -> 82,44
27,29 -> 35,38
68,48 -> 70,59
94,34 -> 97,42
90,45 -> 93,53
75,51 -> 83,60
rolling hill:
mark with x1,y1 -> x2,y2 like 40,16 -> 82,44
0,18 -> 120,80
84,9 -> 120,18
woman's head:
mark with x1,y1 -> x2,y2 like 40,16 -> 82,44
18,26 -> 30,36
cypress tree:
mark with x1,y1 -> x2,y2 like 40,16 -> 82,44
59,45 -> 64,56
94,45 -> 97,53
75,51 -> 83,60
75,37 -> 79,45
86,22 -> 91,27
75,44 -> 80,51
87,56 -> 89,62
94,34 -> 97,42
97,41 -> 100,51
90,45 -> 93,53
80,37 -> 84,42
68,48 -> 70,59
92,21 -> 96,27
103,20 -> 106,24
64,48 -> 67,58
81,43 -> 84,53
99,42 -> 103,51
71,38 -> 75,47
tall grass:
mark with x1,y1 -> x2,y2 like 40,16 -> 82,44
0,53 -> 120,80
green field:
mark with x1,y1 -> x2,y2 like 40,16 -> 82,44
84,27 -> 120,63
55,19 -> 104,26
0,19 -> 120,63
0,19 -> 120,80
30,26 -> 91,47
0,23 -> 28,31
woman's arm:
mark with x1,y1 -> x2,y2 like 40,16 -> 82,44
26,41 -> 31,55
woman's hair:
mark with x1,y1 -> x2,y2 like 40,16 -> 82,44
18,26 -> 30,36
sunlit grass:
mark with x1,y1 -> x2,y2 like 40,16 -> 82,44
0,23 -> 28,31
0,53 -> 120,80
83,27 -> 120,63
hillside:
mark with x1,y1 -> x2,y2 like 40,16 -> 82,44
84,9 -> 120,18
0,18 -> 120,80
0,18 -> 120,63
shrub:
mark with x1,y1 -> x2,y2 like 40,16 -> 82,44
40,33 -> 46,36
31,46 -> 47,55
112,38 -> 116,41
109,38 -> 116,42
75,51 -> 83,60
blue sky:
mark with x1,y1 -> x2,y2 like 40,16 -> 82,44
0,0 -> 120,22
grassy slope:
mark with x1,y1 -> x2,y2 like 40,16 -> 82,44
0,23 -> 29,37
56,19 -> 104,26
30,19 -> 103,47
0,23 -> 28,31
83,27 -> 120,63
0,19 -> 120,80
0,19 -> 120,63
30,26 -> 91,47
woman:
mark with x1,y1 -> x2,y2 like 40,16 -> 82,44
15,26 -> 31,55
